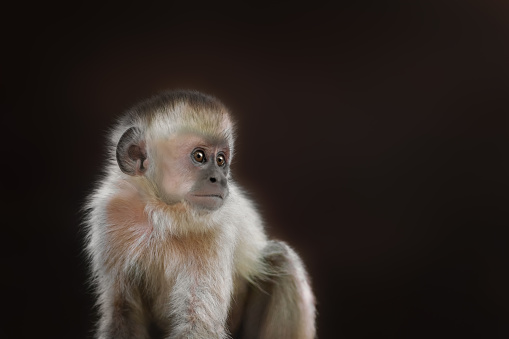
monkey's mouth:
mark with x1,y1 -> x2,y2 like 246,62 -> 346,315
187,192 -> 227,211
188,193 -> 225,211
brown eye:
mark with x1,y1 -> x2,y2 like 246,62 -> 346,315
216,154 -> 226,167
193,150 -> 205,163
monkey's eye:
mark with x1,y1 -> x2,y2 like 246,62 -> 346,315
216,154 -> 226,167
192,150 -> 206,163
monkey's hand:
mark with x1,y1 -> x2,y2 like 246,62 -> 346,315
235,241 -> 316,339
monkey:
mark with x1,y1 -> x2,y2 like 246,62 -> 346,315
84,90 -> 316,339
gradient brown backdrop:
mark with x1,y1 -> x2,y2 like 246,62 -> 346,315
2,1 -> 508,338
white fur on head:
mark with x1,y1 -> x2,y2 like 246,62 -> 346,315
109,90 -> 235,173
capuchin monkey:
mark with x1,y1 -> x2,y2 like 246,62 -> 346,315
84,90 -> 316,339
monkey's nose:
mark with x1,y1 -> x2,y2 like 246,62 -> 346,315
209,177 -> 217,183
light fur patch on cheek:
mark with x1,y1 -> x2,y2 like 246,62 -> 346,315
160,159 -> 196,200
157,135 -> 205,201
154,139 -> 187,199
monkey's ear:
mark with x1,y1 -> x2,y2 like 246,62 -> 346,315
116,127 -> 148,176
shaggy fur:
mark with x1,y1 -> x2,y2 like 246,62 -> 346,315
84,90 -> 316,339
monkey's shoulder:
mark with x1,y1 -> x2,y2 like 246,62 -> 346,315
107,187 -> 148,225
223,186 -> 269,280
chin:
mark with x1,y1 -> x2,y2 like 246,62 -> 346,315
187,195 -> 225,211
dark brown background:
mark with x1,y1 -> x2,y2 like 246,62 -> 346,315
2,1 -> 508,338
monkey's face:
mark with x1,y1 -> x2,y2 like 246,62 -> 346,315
153,132 -> 230,211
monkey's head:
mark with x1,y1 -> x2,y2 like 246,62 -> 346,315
114,91 -> 234,212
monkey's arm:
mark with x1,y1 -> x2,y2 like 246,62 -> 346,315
234,240 -> 316,339
95,277 -> 151,339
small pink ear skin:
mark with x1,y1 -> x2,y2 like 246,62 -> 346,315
135,159 -> 149,176
135,160 -> 143,175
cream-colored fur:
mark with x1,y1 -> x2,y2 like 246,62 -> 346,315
84,90 -> 316,339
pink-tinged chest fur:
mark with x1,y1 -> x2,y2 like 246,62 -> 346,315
104,183 -> 154,269
104,181 -> 228,277
107,184 -> 152,235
